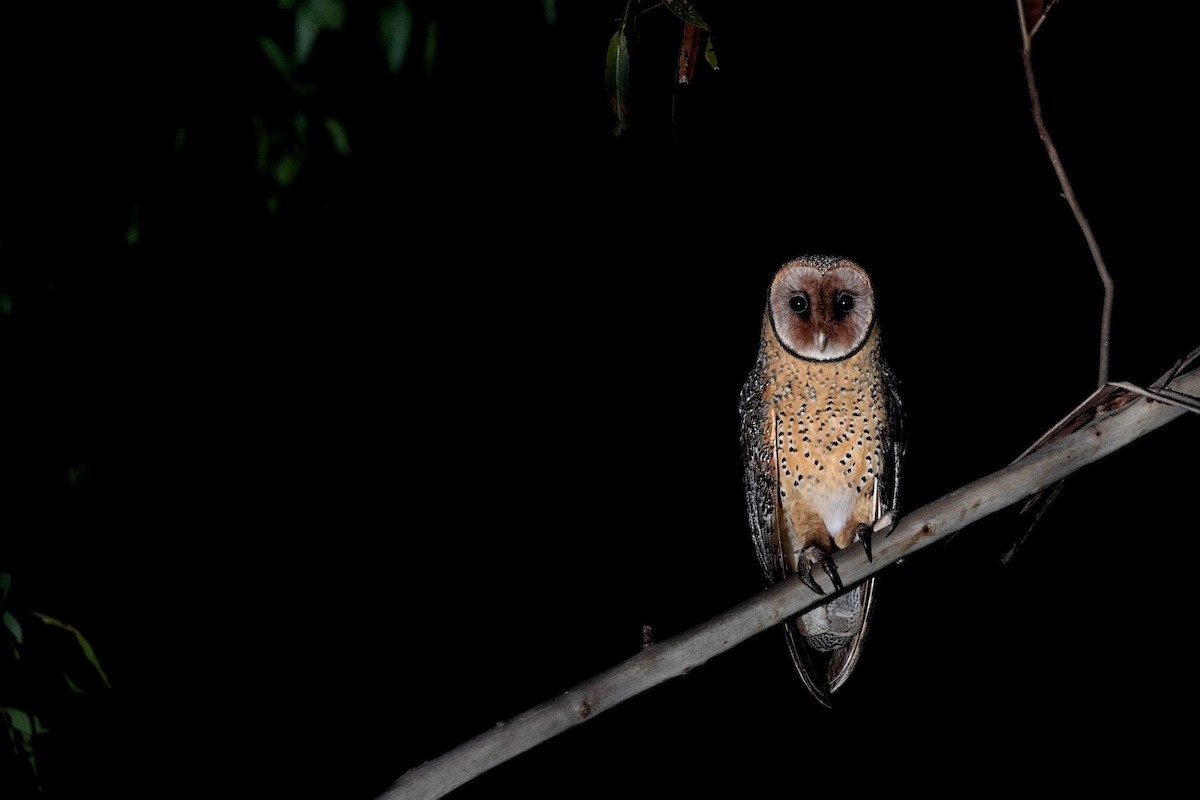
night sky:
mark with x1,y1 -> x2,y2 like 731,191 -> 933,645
1,2 -> 1196,798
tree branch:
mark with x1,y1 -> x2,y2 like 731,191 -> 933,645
1016,0 -> 1115,388
380,363 -> 1200,800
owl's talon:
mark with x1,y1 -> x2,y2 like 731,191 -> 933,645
797,545 -> 841,595
796,561 -> 825,595
856,522 -> 873,562
821,557 -> 843,592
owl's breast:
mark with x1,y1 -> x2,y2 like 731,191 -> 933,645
766,345 -> 884,550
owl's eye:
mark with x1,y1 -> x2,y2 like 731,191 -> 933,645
788,293 -> 810,316
833,291 -> 855,316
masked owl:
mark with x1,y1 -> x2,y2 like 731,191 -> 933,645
738,255 -> 905,707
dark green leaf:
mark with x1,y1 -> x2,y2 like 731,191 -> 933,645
75,639 -> 110,688
3,610 -> 21,643
2,707 -> 46,736
259,36 -> 291,79
324,117 -> 352,156
274,154 -> 301,187
295,1 -> 346,64
3,709 -> 42,789
31,612 -> 111,688
605,30 -> 631,133
379,1 -> 413,73
306,0 -> 346,30
705,36 -> 719,70
663,0 -> 709,32
296,14 -> 319,64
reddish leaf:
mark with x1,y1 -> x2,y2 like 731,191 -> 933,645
676,22 -> 703,85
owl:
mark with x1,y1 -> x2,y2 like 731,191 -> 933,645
738,255 -> 904,707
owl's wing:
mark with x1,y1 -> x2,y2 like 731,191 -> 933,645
737,357 -> 784,583
877,355 -> 906,518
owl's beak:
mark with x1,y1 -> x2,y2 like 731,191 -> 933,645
815,329 -> 829,353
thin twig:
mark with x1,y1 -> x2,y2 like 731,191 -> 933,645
1107,382 -> 1200,413
379,365 -> 1200,800
1028,0 -> 1060,39
1004,479 -> 1064,565
1151,342 -> 1200,389
1016,0 -> 1114,388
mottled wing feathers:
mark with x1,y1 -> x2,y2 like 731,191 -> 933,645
737,345 -> 783,582
877,356 -> 905,518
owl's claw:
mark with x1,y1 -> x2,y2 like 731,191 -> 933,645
854,523 -> 873,562
876,512 -> 895,538
797,545 -> 842,595
796,565 -> 824,596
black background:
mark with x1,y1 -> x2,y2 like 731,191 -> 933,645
1,2 -> 1196,798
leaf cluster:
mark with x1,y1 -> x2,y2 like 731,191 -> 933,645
1,575 -> 109,795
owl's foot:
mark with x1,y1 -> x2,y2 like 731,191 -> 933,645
797,545 -> 842,596
855,522 -> 873,563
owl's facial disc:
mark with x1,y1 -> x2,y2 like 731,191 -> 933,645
767,261 -> 876,361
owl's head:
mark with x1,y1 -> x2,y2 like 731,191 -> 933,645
766,256 -> 877,362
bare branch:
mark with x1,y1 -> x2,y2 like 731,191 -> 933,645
380,365 -> 1200,800
1015,0 -> 1115,388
